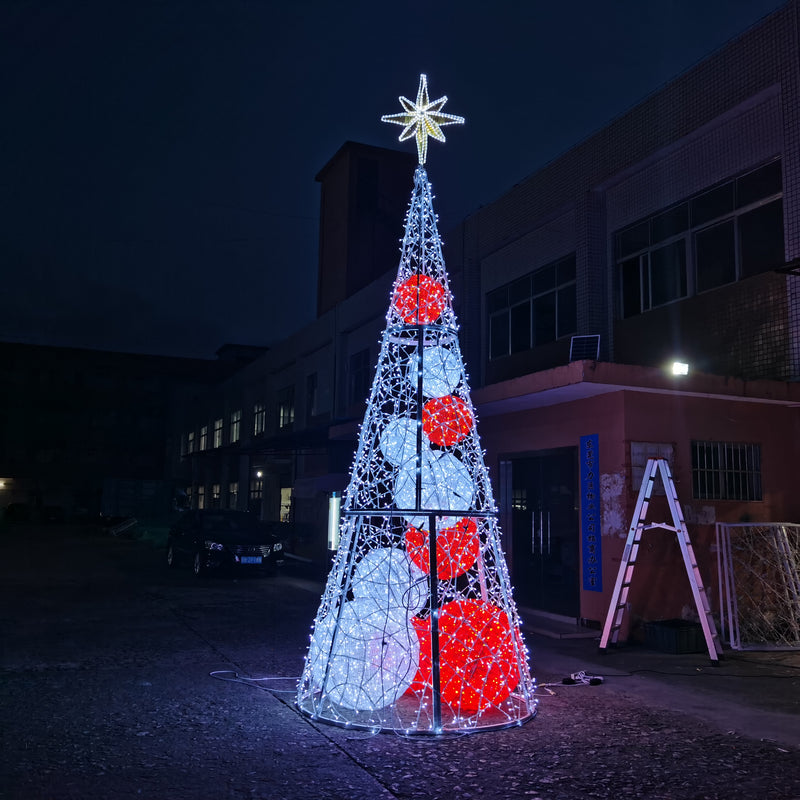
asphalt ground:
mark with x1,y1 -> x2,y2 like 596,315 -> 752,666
1,523 -> 799,800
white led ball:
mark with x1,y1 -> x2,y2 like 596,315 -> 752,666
393,449 -> 475,530
407,345 -> 463,398
351,547 -> 427,616
309,599 -> 420,711
379,416 -> 418,467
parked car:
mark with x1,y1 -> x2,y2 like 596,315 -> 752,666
166,509 -> 285,577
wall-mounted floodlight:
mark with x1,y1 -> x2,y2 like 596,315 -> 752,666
327,491 -> 341,551
256,470 -> 263,478
672,361 -> 689,376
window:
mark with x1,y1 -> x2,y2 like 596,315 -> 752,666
691,441 -> 762,501
180,433 -> 188,457
211,483 -> 221,508
630,442 -> 674,496
487,254 -> 577,359
618,159 -> 783,316
280,487 -> 292,522
278,387 -> 295,429
253,402 -> 266,437
249,476 -> 263,513
230,409 -> 241,443
187,431 -> 196,454
228,481 -> 239,510
198,425 -> 208,451
738,200 -> 784,278
306,373 -> 319,421
348,349 -> 372,405
213,418 -> 223,448
695,220 -> 735,293
197,485 -> 205,510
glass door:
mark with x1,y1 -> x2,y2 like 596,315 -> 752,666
510,448 -> 579,617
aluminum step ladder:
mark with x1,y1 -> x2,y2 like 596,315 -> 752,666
599,457 -> 722,662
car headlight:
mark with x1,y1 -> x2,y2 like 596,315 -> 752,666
273,542 -> 283,552
204,540 -> 224,551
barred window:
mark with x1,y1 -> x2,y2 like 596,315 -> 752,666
691,441 -> 762,501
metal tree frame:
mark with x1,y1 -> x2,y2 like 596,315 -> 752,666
295,165 -> 536,733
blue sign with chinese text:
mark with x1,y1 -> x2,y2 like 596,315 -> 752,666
580,434 -> 602,592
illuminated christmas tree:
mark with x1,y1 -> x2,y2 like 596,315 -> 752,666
296,75 -> 536,733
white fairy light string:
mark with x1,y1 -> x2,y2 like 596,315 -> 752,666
296,75 -> 536,733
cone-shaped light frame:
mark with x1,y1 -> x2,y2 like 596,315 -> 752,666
295,165 -> 536,734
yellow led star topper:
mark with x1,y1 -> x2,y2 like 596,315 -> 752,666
381,74 -> 465,165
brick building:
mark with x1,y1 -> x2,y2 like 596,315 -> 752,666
446,1 -> 800,628
170,4 -> 800,634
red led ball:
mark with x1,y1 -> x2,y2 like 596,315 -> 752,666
407,599 -> 522,711
422,395 -> 474,447
392,275 -> 447,324
405,518 -> 479,579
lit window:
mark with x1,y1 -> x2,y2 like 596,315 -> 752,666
249,476 -> 263,514
187,431 -> 196,454
197,485 -> 205,509
198,425 -> 208,451
228,481 -> 239,510
253,403 -> 266,436
213,418 -> 223,448
211,483 -> 221,508
280,487 -> 292,522
230,409 -> 241,443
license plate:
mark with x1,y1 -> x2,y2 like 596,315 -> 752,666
240,556 -> 262,564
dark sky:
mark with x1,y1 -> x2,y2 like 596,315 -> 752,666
1,1 -> 787,360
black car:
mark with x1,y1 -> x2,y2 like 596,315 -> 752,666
166,509 -> 285,577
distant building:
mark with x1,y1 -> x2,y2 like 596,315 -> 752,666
0,342 -> 238,519
168,143 -> 415,557
170,5 -> 800,633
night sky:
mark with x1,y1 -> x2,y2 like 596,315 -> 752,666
1,1 -> 787,360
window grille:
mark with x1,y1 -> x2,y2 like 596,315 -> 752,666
691,441 -> 762,501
